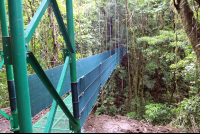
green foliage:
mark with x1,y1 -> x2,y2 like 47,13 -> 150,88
95,106 -> 107,115
0,67 -> 9,107
126,112 -> 137,119
144,103 -> 176,125
174,96 -> 200,132
0,0 -> 200,132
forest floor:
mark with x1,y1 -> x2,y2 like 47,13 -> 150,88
0,108 -> 182,133
83,115 -> 181,133
0,107 -> 50,133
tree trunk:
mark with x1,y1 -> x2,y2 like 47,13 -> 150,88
126,0 -> 139,114
126,12 -> 131,113
172,0 -> 200,68
48,6 -> 58,68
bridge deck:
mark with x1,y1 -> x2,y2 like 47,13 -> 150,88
33,94 -> 72,133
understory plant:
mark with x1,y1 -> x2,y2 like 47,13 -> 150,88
144,103 -> 176,125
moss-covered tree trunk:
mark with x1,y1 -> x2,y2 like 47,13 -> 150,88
172,0 -> 200,68
126,0 -> 139,114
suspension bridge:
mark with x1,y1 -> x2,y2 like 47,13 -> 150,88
0,0 -> 127,133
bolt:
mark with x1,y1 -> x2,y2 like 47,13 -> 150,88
25,44 -> 28,47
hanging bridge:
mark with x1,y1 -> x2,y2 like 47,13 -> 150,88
0,0 -> 127,133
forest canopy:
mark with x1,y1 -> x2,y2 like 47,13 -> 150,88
0,0 -> 200,132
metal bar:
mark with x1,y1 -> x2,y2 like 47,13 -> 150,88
25,0 -> 50,45
0,1 -> 19,132
35,126 -> 70,131
7,0 -> 33,132
80,58 -> 118,115
66,0 -> 81,133
51,113 -> 65,128
79,54 -> 118,113
26,52 -> 78,127
79,54 -> 116,98
0,109 -> 10,120
66,0 -> 77,84
8,82 -> 19,132
50,0 -> 74,53
44,57 -> 70,133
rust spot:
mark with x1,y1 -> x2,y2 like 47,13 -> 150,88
20,34 -> 22,36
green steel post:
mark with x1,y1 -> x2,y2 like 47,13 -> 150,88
66,0 -> 81,133
8,0 -> 33,133
66,0 -> 77,82
0,0 -> 19,132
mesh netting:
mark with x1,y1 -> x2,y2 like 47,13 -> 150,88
32,48 -> 127,133
33,94 -> 73,133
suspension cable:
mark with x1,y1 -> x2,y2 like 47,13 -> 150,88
98,0 -> 102,90
98,0 -> 101,61
109,0 -> 112,57
106,11 -> 108,51
118,13 -> 120,62
115,0 -> 117,55
109,0 -> 112,76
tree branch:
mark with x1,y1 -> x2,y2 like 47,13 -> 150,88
195,0 -> 200,7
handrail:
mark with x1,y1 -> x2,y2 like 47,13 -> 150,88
79,53 -> 119,113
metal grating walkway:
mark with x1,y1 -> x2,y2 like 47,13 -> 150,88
33,94 -> 73,133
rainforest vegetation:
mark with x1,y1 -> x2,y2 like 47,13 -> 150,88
0,0 -> 200,132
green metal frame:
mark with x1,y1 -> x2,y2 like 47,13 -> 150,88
8,0 -> 33,132
0,0 -> 19,132
66,1 -> 81,133
0,0 -> 81,133
27,52 -> 79,132
0,0 -> 125,132
44,56 -> 70,133
25,0 -> 74,53
0,109 -> 9,120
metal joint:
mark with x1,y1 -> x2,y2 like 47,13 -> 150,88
71,82 -> 79,116
79,92 -> 85,98
2,37 -> 12,65
63,48 -> 72,63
